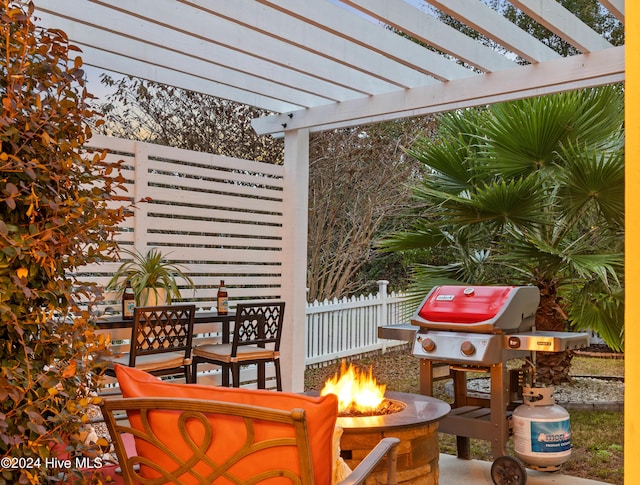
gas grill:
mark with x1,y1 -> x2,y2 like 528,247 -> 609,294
378,285 -> 590,480
411,285 -> 587,364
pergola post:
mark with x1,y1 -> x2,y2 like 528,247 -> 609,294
280,128 -> 310,392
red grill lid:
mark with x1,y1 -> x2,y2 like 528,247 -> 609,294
417,285 -> 514,323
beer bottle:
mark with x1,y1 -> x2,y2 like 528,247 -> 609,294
122,280 -> 135,319
217,280 -> 228,315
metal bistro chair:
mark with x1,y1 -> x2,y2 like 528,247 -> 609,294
191,302 -> 284,390
105,304 -> 196,382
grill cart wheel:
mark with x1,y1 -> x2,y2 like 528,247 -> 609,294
490,455 -> 527,485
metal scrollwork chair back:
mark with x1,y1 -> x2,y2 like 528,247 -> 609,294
192,302 -> 284,389
105,304 -> 196,382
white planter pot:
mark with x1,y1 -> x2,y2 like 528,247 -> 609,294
138,287 -> 167,307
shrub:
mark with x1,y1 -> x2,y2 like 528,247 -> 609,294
1,2 -> 127,483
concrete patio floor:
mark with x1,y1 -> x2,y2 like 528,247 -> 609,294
439,453 -> 611,485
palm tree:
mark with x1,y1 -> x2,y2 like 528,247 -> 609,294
382,86 -> 624,383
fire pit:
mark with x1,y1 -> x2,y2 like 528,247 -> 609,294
337,391 -> 450,485
314,362 -> 450,485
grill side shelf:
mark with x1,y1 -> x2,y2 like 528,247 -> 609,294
377,324 -> 417,342
504,331 -> 590,352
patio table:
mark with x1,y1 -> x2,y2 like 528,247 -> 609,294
96,310 -> 236,343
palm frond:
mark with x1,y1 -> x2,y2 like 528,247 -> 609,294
565,284 -> 624,351
564,253 -> 624,287
406,138 -> 475,194
472,177 -> 549,229
556,139 -> 625,226
483,95 -> 577,176
379,226 -> 449,252
482,86 -> 624,178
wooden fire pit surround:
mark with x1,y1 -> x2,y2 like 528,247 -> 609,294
329,391 -> 450,485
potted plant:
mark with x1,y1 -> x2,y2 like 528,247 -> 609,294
107,247 -> 195,306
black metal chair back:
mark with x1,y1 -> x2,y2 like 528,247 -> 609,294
231,302 -> 284,355
129,304 -> 196,380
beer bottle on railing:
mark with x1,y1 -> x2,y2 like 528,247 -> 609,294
217,280 -> 228,315
122,280 -> 135,320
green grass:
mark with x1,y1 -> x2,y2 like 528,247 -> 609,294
436,410 -> 623,484
305,348 -> 624,485
562,410 -> 624,484
571,356 -> 624,377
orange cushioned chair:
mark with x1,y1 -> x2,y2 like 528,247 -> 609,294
103,365 -> 399,485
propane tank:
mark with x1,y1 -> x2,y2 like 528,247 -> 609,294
512,387 -> 571,471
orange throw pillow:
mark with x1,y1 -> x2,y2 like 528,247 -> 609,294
114,364 -> 337,485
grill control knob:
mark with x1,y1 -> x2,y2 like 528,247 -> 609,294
461,341 -> 475,356
422,338 -> 436,352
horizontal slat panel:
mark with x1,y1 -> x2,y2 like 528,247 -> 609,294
147,220 -> 282,240
145,142 -> 284,177
76,262 -> 282,276
148,172 -> 283,201
87,134 -> 136,153
77,137 -> 284,311
145,187 -> 283,214
147,158 -> 284,190
145,203 -> 282,225
149,233 -> 283,249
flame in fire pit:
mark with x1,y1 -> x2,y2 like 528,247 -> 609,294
320,361 -> 386,414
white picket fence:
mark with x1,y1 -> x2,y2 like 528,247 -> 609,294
305,280 -> 412,366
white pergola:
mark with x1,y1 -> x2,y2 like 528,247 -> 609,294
34,0 -> 639,478
36,0 -> 624,134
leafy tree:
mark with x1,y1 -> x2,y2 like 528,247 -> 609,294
307,119 -> 435,300
382,86 -> 624,383
1,2 -> 127,482
97,74 -> 284,163
434,0 -> 623,62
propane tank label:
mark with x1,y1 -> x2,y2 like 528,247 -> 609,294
514,417 -> 571,453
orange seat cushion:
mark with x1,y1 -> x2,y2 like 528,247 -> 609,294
115,364 -> 338,485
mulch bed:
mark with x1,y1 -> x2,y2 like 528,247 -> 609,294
574,343 -> 624,359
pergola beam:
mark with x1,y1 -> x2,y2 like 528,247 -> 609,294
600,0 -> 624,23
424,0 -> 561,64
74,45 -> 297,113
253,46 -> 625,135
342,0 -> 518,72
256,0 -> 473,82
35,0 -> 621,121
185,0 -> 438,88
510,0 -> 613,53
